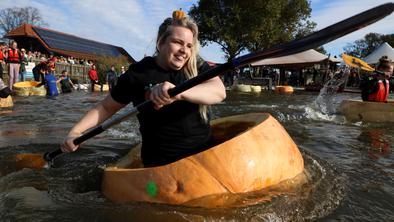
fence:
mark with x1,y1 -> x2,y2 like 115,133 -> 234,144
1,60 -> 91,84
54,63 -> 91,83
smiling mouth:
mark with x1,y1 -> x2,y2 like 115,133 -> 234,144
174,56 -> 185,62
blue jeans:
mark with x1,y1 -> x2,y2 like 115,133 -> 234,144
19,71 -> 26,82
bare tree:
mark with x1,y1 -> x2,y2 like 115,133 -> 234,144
0,7 -> 48,37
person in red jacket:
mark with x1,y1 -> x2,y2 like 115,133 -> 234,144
361,56 -> 393,102
0,44 -> 5,79
5,41 -> 21,90
88,64 -> 102,92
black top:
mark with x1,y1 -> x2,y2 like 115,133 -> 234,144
111,57 -> 213,166
60,77 -> 72,93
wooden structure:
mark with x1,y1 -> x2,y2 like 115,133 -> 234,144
4,24 -> 135,63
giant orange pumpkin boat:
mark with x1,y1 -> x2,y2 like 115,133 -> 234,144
102,113 -> 304,205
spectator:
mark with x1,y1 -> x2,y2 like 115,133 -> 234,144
19,48 -> 28,82
0,44 -> 5,79
36,63 -> 59,97
120,66 -> 126,75
59,70 -> 75,93
47,57 -> 57,74
5,41 -> 21,90
223,70 -> 234,87
68,56 -> 75,64
27,51 -> 34,62
106,65 -> 118,91
88,64 -> 101,92
32,59 -> 47,82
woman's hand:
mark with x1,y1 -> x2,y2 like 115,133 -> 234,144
149,81 -> 181,110
60,131 -> 81,153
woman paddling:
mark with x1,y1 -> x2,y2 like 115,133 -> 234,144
61,11 -> 226,166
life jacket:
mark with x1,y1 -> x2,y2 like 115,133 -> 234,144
367,79 -> 389,102
7,49 -> 20,63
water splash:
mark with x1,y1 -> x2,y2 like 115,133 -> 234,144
314,69 -> 350,115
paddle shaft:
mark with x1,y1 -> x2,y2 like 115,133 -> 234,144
43,3 -> 394,162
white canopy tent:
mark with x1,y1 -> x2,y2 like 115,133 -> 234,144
250,49 -> 340,66
364,42 -> 394,64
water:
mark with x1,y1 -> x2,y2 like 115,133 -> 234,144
0,90 -> 393,221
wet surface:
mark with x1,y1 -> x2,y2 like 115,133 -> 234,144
0,90 -> 393,221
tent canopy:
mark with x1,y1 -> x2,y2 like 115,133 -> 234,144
363,42 -> 394,64
250,49 -> 340,67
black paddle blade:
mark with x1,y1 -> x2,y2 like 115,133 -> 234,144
170,3 -> 394,97
235,2 -> 394,67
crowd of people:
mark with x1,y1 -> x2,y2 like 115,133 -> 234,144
0,40 -> 125,98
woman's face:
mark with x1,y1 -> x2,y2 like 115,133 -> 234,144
157,26 -> 194,70
387,65 -> 393,77
378,65 -> 393,78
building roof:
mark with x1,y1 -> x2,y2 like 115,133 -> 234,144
5,24 -> 135,62
364,42 -> 394,64
250,49 -> 340,67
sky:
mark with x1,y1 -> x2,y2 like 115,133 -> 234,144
2,0 -> 394,63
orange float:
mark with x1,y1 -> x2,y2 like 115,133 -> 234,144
102,113 -> 304,205
94,84 -> 109,92
275,85 -> 294,94
13,81 -> 46,96
0,95 -> 13,108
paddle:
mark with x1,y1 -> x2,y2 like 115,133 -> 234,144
28,2 -> 393,166
342,54 -> 375,71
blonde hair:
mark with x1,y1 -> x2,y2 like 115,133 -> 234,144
155,16 -> 208,121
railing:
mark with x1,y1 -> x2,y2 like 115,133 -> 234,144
1,60 -> 91,84
54,63 -> 91,83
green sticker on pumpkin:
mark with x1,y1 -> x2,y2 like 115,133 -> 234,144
146,181 -> 158,197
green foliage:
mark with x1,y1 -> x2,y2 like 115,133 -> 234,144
343,32 -> 394,58
189,0 -> 247,61
245,0 -> 315,51
95,56 -> 130,82
189,0 -> 315,61
315,46 -> 327,55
